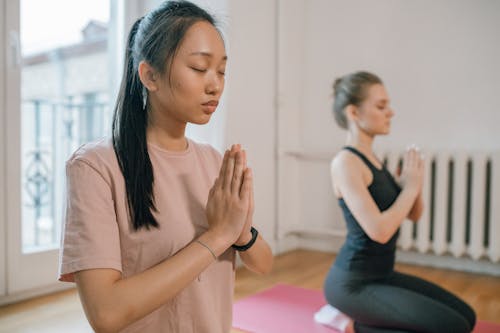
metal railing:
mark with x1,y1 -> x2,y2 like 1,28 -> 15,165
21,97 -> 110,250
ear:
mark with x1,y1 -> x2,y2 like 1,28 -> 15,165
345,104 -> 359,122
138,60 -> 159,92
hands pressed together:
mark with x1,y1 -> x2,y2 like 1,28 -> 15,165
205,144 -> 254,246
399,144 -> 425,198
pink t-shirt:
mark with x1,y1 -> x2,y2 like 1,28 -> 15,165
59,137 -> 235,332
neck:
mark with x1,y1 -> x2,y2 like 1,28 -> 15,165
346,127 -> 375,155
146,107 -> 188,152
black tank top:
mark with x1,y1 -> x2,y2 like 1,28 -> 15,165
334,146 -> 402,274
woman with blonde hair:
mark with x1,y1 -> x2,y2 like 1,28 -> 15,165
320,71 -> 475,333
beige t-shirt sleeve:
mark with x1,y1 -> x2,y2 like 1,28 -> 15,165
59,157 -> 122,282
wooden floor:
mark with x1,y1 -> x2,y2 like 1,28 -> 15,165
0,250 -> 498,333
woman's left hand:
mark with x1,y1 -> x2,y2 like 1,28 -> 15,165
235,174 -> 254,245
230,144 -> 254,246
395,144 -> 424,194
226,145 -> 273,274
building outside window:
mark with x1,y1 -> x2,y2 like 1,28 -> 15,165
21,3 -> 111,252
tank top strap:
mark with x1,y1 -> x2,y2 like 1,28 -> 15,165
342,146 -> 381,172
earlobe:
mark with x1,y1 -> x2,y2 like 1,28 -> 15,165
138,60 -> 159,92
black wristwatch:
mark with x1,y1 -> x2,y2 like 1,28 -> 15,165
232,227 -> 258,251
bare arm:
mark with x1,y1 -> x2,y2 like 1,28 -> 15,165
332,148 -> 423,244
237,234 -> 273,274
407,191 -> 424,222
75,149 -> 251,333
76,231 -> 230,333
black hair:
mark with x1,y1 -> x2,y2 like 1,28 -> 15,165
332,71 -> 383,129
112,1 -> 217,230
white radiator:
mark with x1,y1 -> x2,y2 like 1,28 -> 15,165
382,151 -> 500,263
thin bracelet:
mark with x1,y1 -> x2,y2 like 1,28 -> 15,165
195,240 -> 217,260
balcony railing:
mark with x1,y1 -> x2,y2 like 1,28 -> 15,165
21,97 -> 110,251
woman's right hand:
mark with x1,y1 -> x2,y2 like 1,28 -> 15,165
399,146 -> 424,195
205,147 -> 252,245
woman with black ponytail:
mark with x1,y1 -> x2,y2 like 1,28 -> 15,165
59,1 -> 273,332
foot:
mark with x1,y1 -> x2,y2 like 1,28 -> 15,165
314,304 -> 351,332
345,319 -> 355,333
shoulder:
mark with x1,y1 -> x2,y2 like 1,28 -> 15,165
331,149 -> 373,189
66,137 -> 119,182
68,137 -> 116,165
331,149 -> 365,175
189,138 -> 223,165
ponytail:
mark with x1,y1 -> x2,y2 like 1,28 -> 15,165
111,1 -> 217,231
112,17 -> 158,230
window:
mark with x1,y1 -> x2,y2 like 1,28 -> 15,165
20,0 -> 111,251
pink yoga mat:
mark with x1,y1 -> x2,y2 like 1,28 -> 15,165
232,284 -> 499,333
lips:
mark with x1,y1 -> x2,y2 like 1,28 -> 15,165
201,100 -> 218,114
202,100 -> 219,107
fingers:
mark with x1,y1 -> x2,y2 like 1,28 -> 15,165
418,155 -> 425,180
402,145 -> 426,187
231,151 -> 245,195
218,150 -> 229,188
209,178 -> 217,195
409,149 -> 418,168
404,145 -> 424,169
240,168 -> 253,201
231,144 -> 246,170
403,150 -> 410,172
220,143 -> 249,197
242,149 -> 247,169
217,146 -> 251,218
222,150 -> 235,190
249,168 -> 254,212
231,144 -> 247,171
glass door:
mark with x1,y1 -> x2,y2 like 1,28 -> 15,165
4,0 -> 112,294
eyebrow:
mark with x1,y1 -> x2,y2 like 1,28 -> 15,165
189,51 -> 227,61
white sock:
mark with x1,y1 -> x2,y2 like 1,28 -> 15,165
314,304 -> 351,332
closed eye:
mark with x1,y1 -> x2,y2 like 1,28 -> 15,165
191,67 -> 207,73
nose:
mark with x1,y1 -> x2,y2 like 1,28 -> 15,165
206,71 -> 223,96
388,107 -> 394,118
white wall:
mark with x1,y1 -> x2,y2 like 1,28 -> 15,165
225,0 -> 277,244
301,0 -> 500,153
277,0 -> 500,252
182,0 -> 500,254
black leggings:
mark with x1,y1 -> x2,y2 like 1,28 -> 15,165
324,265 -> 476,333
